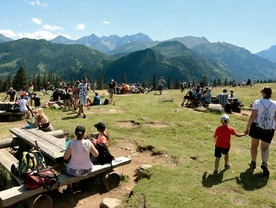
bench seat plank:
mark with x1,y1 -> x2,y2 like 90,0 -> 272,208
0,156 -> 131,208
0,149 -> 23,185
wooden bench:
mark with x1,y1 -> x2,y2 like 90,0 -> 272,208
0,149 -> 23,186
0,111 -> 24,122
0,156 -> 131,208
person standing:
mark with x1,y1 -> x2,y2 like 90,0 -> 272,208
77,77 -> 89,118
3,87 -> 17,102
213,114 -> 246,175
158,77 -> 166,95
245,86 -> 276,176
64,125 -> 98,176
27,82 -> 34,107
108,79 -> 116,104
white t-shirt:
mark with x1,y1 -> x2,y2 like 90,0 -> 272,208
252,99 -> 276,129
18,99 -> 29,113
78,82 -> 88,98
67,139 -> 93,170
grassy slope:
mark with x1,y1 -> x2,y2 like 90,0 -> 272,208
1,83 -> 276,208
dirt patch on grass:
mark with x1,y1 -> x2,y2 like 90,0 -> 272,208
51,138 -> 172,208
116,120 -> 141,128
144,121 -> 170,128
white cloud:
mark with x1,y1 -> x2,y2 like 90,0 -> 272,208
18,30 -> 57,40
76,24 -> 85,30
28,0 -> 48,7
43,24 -> 63,31
101,21 -> 110,24
0,30 -> 17,38
31,18 -> 42,25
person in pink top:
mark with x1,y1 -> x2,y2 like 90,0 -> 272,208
64,125 -> 98,176
213,114 -> 246,175
90,122 -> 109,147
90,122 -> 109,162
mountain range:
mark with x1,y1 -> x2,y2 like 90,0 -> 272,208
0,33 -> 275,86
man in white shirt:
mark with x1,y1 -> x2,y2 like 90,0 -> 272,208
77,77 -> 89,118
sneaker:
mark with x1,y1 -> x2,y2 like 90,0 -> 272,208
224,163 -> 231,169
83,115 -> 86,118
261,162 -> 270,176
248,161 -> 256,169
181,103 -> 184,107
213,170 -> 218,175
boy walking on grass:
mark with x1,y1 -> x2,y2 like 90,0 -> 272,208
213,114 -> 246,175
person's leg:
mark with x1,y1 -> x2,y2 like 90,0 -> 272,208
224,153 -> 229,166
260,141 -> 270,175
250,138 -> 259,162
214,157 -> 220,174
261,141 -> 270,164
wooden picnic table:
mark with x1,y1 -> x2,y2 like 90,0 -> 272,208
9,128 -> 66,162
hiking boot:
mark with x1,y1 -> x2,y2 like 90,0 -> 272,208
248,161 -> 256,169
213,170 -> 218,175
224,163 -> 231,169
261,162 -> 270,176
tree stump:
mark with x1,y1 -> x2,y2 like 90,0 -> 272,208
25,194 -> 53,208
101,172 -> 121,191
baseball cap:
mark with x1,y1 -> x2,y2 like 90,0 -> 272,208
94,122 -> 106,130
75,125 -> 86,134
221,114 -> 229,123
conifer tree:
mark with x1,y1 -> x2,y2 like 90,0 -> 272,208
12,67 -> 28,91
174,78 -> 180,89
3,74 -> 12,91
152,74 -> 157,90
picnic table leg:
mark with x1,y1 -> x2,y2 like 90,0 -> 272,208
101,172 -> 121,191
25,194 -> 52,208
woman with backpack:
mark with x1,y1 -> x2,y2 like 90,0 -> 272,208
64,125 -> 98,176
90,122 -> 114,165
245,86 -> 276,176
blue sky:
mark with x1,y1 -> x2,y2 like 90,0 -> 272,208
1,0 -> 275,53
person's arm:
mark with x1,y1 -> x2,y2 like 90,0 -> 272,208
235,132 -> 247,137
245,109 -> 258,134
64,142 -> 71,160
3,94 -> 8,102
90,142 -> 99,157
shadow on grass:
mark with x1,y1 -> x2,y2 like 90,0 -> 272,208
235,168 -> 269,190
202,169 -> 236,188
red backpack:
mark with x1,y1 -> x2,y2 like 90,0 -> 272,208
24,168 -> 59,191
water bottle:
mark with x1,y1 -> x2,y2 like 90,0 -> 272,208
65,137 -> 70,148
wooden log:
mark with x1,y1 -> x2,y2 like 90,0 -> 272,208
24,194 -> 52,208
101,172 -> 121,191
0,130 -> 65,149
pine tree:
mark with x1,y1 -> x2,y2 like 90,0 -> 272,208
174,78 -> 180,89
152,74 -> 157,90
12,67 -> 28,91
167,76 -> 173,89
3,74 -> 12,91
123,73 -> 127,84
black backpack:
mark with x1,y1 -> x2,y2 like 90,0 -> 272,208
96,143 -> 115,168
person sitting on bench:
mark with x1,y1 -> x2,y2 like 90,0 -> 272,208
64,125 -> 98,176
217,89 -> 232,113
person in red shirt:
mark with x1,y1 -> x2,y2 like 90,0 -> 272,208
213,114 -> 246,175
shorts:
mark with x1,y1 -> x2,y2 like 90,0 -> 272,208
214,146 -> 230,158
158,86 -> 163,91
108,88 -> 114,94
79,97 -> 87,105
66,165 -> 92,176
249,122 -> 274,143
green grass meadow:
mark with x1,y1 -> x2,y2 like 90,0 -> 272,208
1,83 -> 276,208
